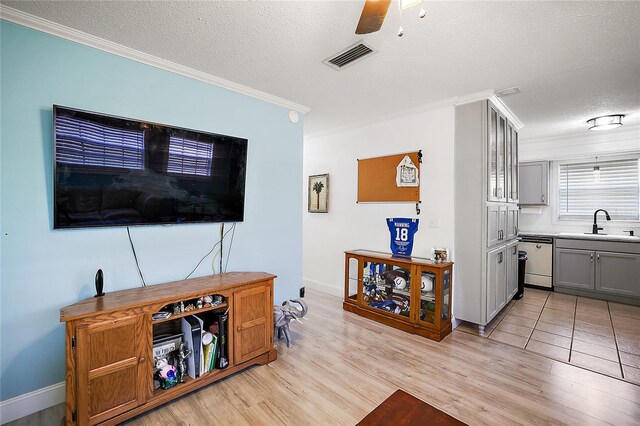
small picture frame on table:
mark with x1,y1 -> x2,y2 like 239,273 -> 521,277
308,174 -> 329,213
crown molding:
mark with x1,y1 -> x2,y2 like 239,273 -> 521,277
452,90 -> 525,130
487,94 -> 524,130
0,6 -> 311,114
306,89 -> 502,141
453,90 -> 495,106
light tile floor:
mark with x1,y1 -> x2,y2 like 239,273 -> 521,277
456,288 -> 640,385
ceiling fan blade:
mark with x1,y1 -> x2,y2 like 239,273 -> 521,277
355,0 -> 392,34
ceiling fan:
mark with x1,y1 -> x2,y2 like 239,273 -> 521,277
355,0 -> 425,35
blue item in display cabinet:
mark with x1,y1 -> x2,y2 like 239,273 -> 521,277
369,299 -> 397,312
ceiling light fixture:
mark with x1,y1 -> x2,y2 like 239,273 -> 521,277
587,115 -> 624,131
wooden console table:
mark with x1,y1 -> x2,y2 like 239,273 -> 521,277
60,272 -> 276,425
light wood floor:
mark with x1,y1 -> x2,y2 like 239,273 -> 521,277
10,289 -> 640,425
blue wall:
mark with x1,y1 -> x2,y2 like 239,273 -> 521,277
0,20 -> 303,400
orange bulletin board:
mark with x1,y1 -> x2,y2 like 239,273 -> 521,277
357,151 -> 421,203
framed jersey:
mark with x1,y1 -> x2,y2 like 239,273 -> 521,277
386,218 -> 419,256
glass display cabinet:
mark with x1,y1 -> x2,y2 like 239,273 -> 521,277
344,250 -> 453,341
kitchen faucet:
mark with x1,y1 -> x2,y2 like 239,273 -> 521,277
592,209 -> 611,234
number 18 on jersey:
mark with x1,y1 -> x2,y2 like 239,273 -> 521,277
386,218 -> 419,256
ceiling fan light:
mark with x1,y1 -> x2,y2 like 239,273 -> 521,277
587,114 -> 624,131
401,0 -> 423,10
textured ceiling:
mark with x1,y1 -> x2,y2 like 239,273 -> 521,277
3,1 -> 639,141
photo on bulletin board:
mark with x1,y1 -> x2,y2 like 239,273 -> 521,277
308,174 -> 329,213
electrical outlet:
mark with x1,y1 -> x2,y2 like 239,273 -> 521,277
299,287 -> 305,298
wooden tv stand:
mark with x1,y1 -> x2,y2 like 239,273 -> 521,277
60,272 -> 277,425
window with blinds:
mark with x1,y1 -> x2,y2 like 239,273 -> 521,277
55,115 -> 144,169
558,157 -> 640,221
167,135 -> 214,177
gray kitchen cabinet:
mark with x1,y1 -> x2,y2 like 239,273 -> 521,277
487,104 -> 499,202
507,123 -> 519,203
506,240 -> 519,300
595,252 -> 640,297
487,205 -> 509,248
555,248 -> 595,290
519,161 -> 548,205
506,204 -> 518,240
454,99 -> 522,330
497,114 -> 507,201
487,205 -> 500,247
487,104 -> 509,202
487,246 -> 507,320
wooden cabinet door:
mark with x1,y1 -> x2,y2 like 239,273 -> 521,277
486,246 -> 506,322
554,248 -> 595,290
234,284 -> 272,365
76,315 -> 150,425
595,251 -> 640,297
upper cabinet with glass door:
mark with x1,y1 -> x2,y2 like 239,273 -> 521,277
487,100 -> 518,204
487,102 -> 507,202
506,121 -> 519,203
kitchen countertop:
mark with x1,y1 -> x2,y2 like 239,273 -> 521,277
519,232 -> 558,238
519,231 -> 640,243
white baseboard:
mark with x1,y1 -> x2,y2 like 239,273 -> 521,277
303,277 -> 342,297
0,382 -> 65,424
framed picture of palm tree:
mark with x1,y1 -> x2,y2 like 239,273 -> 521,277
308,174 -> 329,213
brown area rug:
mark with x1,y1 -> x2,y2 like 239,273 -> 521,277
357,389 -> 467,426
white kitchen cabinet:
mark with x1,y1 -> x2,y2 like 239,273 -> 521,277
454,98 -> 522,329
519,161 -> 548,205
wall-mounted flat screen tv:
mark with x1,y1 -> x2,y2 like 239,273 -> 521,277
54,105 -> 248,229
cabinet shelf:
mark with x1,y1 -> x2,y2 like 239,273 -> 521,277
152,302 -> 228,324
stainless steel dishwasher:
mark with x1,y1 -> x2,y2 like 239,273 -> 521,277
519,236 -> 553,288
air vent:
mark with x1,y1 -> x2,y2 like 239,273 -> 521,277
323,42 -> 376,70
495,86 -> 521,97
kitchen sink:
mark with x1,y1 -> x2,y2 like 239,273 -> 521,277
558,232 -> 640,241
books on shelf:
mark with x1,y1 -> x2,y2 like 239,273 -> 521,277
202,333 -> 218,373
